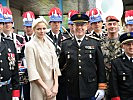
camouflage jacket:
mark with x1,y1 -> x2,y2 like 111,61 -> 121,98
101,37 -> 122,71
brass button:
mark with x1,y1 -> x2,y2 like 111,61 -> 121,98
1,68 -> 3,71
78,49 -> 81,51
78,54 -> 81,57
0,77 -> 3,79
79,72 -> 82,75
79,66 -> 81,68
0,60 -> 2,63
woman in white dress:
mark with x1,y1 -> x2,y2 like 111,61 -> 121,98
25,17 -> 61,100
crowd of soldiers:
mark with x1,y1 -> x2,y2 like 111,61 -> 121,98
0,3 -> 133,100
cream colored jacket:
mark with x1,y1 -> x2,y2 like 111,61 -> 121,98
25,35 -> 61,100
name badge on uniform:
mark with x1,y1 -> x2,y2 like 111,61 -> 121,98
85,46 -> 94,59
85,46 -> 95,50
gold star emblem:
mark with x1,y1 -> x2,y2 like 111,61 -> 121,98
78,14 -> 81,18
127,33 -> 131,37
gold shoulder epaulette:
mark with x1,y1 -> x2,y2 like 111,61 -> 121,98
88,35 -> 101,41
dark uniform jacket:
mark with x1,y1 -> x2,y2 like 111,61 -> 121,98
0,37 -> 19,100
109,54 -> 133,100
1,33 -> 26,61
63,28 -> 74,38
91,31 -> 107,39
24,34 -> 29,42
47,30 -> 63,57
21,34 -> 32,59
59,35 -> 106,99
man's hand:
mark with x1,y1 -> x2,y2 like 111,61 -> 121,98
12,97 -> 19,100
95,90 -> 105,100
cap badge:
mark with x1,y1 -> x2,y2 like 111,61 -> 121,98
78,14 -> 81,18
127,33 -> 131,37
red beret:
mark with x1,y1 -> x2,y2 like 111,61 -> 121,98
106,16 -> 119,22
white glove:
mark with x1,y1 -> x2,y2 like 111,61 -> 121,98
95,90 -> 105,100
12,97 -> 19,100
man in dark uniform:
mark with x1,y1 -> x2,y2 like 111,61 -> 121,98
47,7 -> 63,57
59,13 -> 106,100
2,7 -> 26,61
89,8 -> 107,39
1,7 -> 25,100
109,32 -> 133,100
0,34 -> 20,100
47,7 -> 67,100
0,5 -> 20,100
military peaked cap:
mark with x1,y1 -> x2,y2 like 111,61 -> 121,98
119,32 -> 133,44
71,14 -> 89,23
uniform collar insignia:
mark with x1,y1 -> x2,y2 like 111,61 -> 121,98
85,37 -> 88,40
2,38 -> 5,41
123,57 -> 126,60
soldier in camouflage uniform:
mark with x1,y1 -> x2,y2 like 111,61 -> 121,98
100,16 -> 122,100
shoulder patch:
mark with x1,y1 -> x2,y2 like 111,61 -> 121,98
88,35 -> 101,41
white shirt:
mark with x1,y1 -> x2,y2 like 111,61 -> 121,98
51,31 -> 59,39
75,35 -> 85,46
125,53 -> 133,62
26,35 -> 33,41
3,32 -> 12,38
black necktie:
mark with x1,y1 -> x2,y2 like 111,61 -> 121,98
7,35 -> 11,38
77,40 -> 81,46
78,40 -> 81,43
130,58 -> 133,63
54,35 -> 57,43
29,37 -> 31,41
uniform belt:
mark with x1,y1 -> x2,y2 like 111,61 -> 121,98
0,78 -> 11,87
